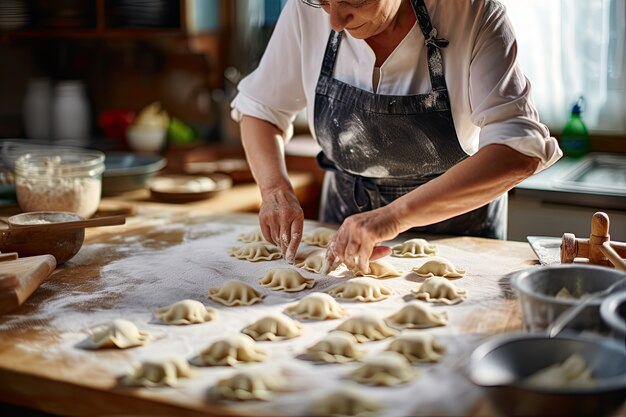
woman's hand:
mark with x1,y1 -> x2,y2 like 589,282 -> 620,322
325,205 -> 402,274
259,186 -> 304,264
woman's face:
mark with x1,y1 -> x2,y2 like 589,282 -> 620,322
319,0 -> 404,39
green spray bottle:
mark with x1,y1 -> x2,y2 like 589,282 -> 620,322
560,96 -> 589,157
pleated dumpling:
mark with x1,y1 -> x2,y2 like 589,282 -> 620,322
237,227 -> 267,243
284,292 -> 348,321
413,276 -> 468,305
385,301 -> 448,329
356,259 -> 402,279
386,333 -> 446,363
391,238 -> 437,258
302,227 -> 335,248
327,277 -> 392,302
155,299 -> 218,325
229,242 -> 282,262
242,313 -> 303,341
208,280 -> 264,306
335,314 -> 398,343
412,258 -> 465,279
310,386 -> 383,417
199,334 -> 267,366
304,331 -> 364,363
347,351 -> 416,386
87,319 -> 153,349
295,249 -> 326,273
212,369 -> 285,401
123,357 -> 192,387
258,268 -> 315,292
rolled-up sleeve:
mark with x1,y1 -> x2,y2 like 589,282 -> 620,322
469,3 -> 562,173
230,0 -> 306,141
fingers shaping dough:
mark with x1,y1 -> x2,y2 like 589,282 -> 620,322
304,331 -> 364,363
208,280 -> 264,306
258,268 -> 315,292
212,369 -> 285,401
284,292 -> 349,321
386,333 -> 446,363
355,259 -> 401,279
412,258 -> 465,279
155,299 -> 218,325
327,277 -> 392,302
391,238 -> 437,258
123,357 -> 192,387
229,242 -> 282,262
385,301 -> 448,329
199,334 -> 267,366
335,314 -> 398,343
88,319 -> 153,349
302,227 -> 336,248
413,276 -> 468,305
242,313 -> 303,341
347,351 -> 416,386
310,386 -> 383,417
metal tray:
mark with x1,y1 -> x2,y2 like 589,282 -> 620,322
527,236 -> 562,265
555,153 -> 626,196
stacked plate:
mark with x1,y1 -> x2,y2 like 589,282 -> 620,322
113,0 -> 179,28
0,0 -> 29,31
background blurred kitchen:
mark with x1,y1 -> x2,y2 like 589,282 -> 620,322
0,0 -> 624,240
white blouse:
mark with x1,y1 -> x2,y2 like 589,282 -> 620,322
231,0 -> 562,173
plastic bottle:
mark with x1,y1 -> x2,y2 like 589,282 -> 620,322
560,96 -> 589,158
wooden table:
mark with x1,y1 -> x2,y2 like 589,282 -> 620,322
0,189 -> 550,417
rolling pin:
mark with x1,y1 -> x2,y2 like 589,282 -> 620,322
0,253 -> 57,315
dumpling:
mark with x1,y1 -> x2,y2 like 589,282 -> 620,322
385,301 -> 448,329
155,299 -> 218,325
242,313 -> 303,341
335,314 -> 398,343
295,249 -> 327,273
386,333 -> 446,363
258,268 -> 315,292
208,280 -> 264,306
302,227 -> 335,248
327,277 -> 392,302
310,386 -> 383,417
411,258 -> 465,279
524,354 -> 595,388
413,276 -> 468,305
229,242 -> 282,262
212,369 -> 285,401
347,351 -> 416,386
284,293 -> 349,321
304,331 -> 364,363
87,319 -> 153,349
356,259 -> 401,279
199,334 -> 267,366
391,238 -> 437,258
237,228 -> 267,243
123,357 -> 192,387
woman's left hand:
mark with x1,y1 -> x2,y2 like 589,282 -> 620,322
325,206 -> 402,274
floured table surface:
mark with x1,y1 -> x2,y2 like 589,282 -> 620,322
0,210 -> 540,417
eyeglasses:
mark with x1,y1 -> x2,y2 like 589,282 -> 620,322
301,0 -> 330,7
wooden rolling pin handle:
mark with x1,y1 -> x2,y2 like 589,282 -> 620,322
561,233 -> 578,264
0,252 -> 19,262
601,241 -> 626,272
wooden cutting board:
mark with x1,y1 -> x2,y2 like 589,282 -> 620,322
0,254 -> 57,315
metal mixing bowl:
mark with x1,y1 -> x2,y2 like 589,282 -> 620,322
601,291 -> 626,340
468,333 -> 626,417
510,264 -> 626,333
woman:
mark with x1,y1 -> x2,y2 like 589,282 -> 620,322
231,0 -> 561,273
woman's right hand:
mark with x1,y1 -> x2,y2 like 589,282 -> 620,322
259,186 -> 304,264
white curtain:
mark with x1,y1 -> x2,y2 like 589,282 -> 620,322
500,0 -> 626,134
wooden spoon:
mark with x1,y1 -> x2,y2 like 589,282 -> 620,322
9,214 -> 126,232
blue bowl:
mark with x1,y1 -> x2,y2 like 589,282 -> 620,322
102,152 -> 166,195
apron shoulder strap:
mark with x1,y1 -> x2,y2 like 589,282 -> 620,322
319,30 -> 343,78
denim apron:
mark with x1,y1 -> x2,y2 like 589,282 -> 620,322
313,0 -> 506,239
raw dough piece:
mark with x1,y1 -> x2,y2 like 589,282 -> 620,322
386,333 -> 446,363
237,228 -> 267,243
229,242 -> 282,262
391,238 -> 437,258
412,258 -> 465,279
212,369 -> 285,401
356,259 -> 401,279
327,277 -> 392,302
123,357 -> 192,387
302,227 -> 336,248
258,268 -> 315,292
284,292 -> 349,321
310,386 -> 383,417
242,313 -> 303,341
304,331 -> 364,363
199,334 -> 267,366
524,354 -> 595,388
88,319 -> 153,349
335,314 -> 398,343
555,287 -> 589,300
295,249 -> 327,273
413,276 -> 468,305
208,280 -> 264,306
347,351 -> 416,386
155,299 -> 218,325
385,301 -> 448,329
